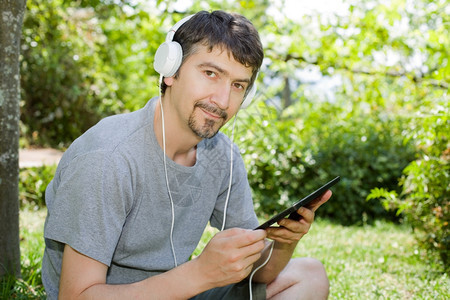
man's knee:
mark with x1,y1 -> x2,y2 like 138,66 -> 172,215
292,257 -> 329,290
266,258 -> 329,299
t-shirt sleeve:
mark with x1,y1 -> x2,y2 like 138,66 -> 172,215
44,151 -> 133,266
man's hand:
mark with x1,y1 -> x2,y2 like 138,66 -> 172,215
193,228 -> 267,288
265,190 -> 332,244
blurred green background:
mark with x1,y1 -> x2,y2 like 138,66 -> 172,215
19,0 -> 448,272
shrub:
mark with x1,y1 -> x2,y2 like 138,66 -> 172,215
230,99 -> 416,225
20,1 -> 163,148
19,165 -> 57,209
20,1 -> 124,148
368,98 -> 449,270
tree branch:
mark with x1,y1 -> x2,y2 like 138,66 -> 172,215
276,53 -> 448,90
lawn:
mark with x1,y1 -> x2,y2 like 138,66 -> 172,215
5,208 -> 449,299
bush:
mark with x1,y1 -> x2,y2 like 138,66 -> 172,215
20,1 -> 124,147
19,165 -> 57,209
229,99 -> 416,225
297,103 -> 417,225
368,98 -> 449,270
20,0 -> 163,148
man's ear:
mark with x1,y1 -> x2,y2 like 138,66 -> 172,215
164,76 -> 174,87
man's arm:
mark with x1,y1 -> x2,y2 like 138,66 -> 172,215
251,190 -> 332,283
59,245 -> 209,300
59,228 -> 266,299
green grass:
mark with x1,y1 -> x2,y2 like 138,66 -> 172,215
296,219 -> 449,299
4,209 -> 449,299
1,208 -> 46,299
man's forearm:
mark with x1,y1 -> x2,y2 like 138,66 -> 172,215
251,240 -> 299,284
61,229 -> 268,299
62,259 -> 213,300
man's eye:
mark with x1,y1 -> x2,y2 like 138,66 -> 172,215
205,70 -> 216,77
234,83 -> 244,90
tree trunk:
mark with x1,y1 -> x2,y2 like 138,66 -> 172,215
282,75 -> 292,109
0,0 -> 27,278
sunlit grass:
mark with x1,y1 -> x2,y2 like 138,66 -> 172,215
0,207 -> 46,299
296,219 -> 449,299
6,209 -> 449,299
195,219 -> 449,299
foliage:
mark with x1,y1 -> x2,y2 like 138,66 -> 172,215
227,97 -> 416,225
19,165 -> 57,209
21,0 -> 120,147
1,209 -> 46,299
293,102 -> 416,225
368,97 -> 449,270
10,2 -> 448,299
0,274 -> 45,300
17,0 -> 449,264
20,0 -> 167,148
231,0 -> 449,264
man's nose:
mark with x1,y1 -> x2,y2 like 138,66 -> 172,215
211,83 -> 231,110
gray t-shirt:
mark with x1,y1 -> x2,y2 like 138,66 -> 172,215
42,98 -> 258,299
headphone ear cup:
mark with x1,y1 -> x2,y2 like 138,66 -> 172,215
154,41 -> 183,77
240,83 -> 256,109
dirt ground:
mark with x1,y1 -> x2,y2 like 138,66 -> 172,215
19,148 -> 63,168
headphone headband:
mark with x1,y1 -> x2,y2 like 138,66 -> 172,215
165,15 -> 194,43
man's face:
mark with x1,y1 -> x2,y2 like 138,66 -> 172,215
164,45 -> 253,139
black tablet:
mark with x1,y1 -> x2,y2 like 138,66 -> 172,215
255,176 -> 340,230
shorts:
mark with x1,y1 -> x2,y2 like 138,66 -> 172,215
190,279 -> 266,300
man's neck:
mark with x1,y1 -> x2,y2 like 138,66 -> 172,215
153,98 -> 200,167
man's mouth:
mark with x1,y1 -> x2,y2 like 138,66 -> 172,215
195,103 -> 228,120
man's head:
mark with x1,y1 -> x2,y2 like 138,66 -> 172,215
157,10 -> 264,99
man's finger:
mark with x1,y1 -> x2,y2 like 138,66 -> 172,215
308,190 -> 332,212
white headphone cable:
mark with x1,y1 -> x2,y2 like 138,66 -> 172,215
249,240 -> 275,300
159,76 -> 178,268
220,109 -> 273,300
220,112 -> 238,232
220,111 -> 272,300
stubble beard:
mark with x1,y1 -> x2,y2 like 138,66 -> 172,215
188,102 -> 228,139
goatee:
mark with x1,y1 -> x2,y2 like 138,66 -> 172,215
188,102 -> 228,139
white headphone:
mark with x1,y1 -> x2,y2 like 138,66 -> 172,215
153,15 -> 257,109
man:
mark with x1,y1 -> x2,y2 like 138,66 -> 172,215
42,10 -> 330,299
